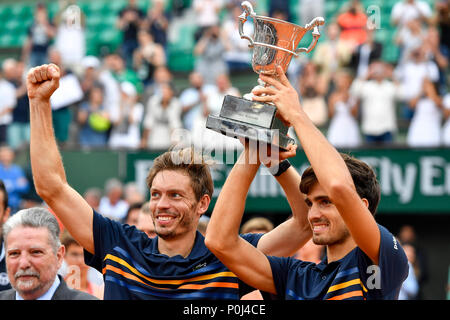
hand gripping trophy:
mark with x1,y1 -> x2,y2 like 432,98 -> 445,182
206,1 -> 324,150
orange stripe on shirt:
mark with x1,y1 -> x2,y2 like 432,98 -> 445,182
179,282 -> 239,290
105,265 -> 163,289
327,290 -> 364,300
103,254 -> 237,285
104,265 -> 239,290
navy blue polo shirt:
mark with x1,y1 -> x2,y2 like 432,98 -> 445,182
267,224 -> 408,300
84,210 -> 262,300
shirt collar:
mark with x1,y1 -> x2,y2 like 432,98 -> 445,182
147,231 -> 210,262
16,275 -> 60,300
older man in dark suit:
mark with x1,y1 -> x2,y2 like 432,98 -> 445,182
0,207 -> 97,300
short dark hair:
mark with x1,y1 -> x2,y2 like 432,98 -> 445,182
146,147 -> 213,201
0,179 -> 8,210
299,153 -> 381,215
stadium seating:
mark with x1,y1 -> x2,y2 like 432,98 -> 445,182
0,0 -> 437,69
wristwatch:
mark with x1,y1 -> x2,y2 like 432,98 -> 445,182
268,159 -> 291,177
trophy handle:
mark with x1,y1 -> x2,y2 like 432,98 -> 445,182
295,17 -> 325,55
238,1 -> 256,48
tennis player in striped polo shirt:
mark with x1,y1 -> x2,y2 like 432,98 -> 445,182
26,64 -> 313,299
206,66 -> 409,300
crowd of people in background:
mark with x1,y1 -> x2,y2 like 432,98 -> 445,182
0,0 -> 449,300
0,0 -> 448,153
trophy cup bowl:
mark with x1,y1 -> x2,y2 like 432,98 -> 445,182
206,1 -> 324,150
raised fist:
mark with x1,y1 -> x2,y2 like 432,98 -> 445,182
26,64 -> 60,101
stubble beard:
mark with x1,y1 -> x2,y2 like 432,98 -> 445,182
312,226 -> 351,247
155,211 -> 196,241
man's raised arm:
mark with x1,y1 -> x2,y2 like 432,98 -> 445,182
28,64 -> 95,254
205,146 -> 277,294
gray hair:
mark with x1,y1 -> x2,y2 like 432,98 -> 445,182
2,207 -> 61,253
104,178 -> 123,194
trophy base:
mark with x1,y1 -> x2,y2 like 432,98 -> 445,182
206,114 -> 295,150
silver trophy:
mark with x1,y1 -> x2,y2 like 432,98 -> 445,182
206,1 -> 324,150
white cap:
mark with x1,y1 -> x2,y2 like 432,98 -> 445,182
121,81 -> 137,97
82,56 -> 101,69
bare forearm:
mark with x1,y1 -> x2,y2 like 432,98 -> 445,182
30,98 -> 67,196
273,168 -> 311,246
258,167 -> 311,256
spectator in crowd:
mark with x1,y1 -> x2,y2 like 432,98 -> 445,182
312,22 -> 353,85
141,82 -> 182,150
0,146 -> 29,214
327,70 -> 361,148
398,243 -> 419,300
194,25 -> 229,85
442,92 -> 450,146
179,71 -> 215,131
395,18 -> 426,66
48,48 -> 84,145
4,60 -> 30,151
0,207 -> 98,300
349,27 -> 383,79
83,188 -> 102,212
80,57 -> 101,102
53,1 -> 86,73
60,231 -> 104,299
77,84 -> 110,148
98,178 -> 129,222
337,0 -> 368,51
116,0 -> 146,67
391,0 -> 433,32
0,180 -> 11,292
133,29 -> 166,88
142,0 -> 170,51
398,224 -> 429,299
192,0 -> 223,41
0,66 -> 17,145
108,82 -> 144,150
136,201 -> 156,238
406,79 -> 443,147
81,56 -> 121,125
122,202 -> 144,226
351,61 -> 402,145
423,26 -> 449,93
143,65 -> 173,103
123,182 -> 145,206
22,2 -> 55,68
292,239 -> 324,264
240,217 -> 274,235
433,0 -> 450,53
394,46 -> 440,121
105,53 -> 143,96
297,62 -> 328,129
221,4 -> 253,72
191,73 -> 241,150
27,64 -> 312,299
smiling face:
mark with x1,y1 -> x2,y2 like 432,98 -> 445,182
5,226 -> 64,300
149,170 -> 205,240
305,183 -> 351,247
